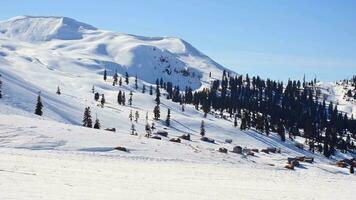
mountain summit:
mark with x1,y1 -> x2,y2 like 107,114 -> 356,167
0,16 -> 97,42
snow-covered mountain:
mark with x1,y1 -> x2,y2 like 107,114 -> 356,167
0,16 -> 355,199
0,16 -> 227,89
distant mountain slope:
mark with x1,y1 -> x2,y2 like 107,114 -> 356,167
0,16 -> 229,90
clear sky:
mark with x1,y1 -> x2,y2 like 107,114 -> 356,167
1,0 -> 356,81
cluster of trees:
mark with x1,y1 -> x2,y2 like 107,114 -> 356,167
82,107 -> 100,129
156,71 -> 356,157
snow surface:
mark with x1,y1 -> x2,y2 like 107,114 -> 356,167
0,16 -> 355,199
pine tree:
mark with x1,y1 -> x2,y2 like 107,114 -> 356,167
103,69 -> 107,81
35,94 -> 43,116
119,77 -> 122,86
154,105 -> 160,120
117,91 -> 122,104
155,85 -> 160,105
122,92 -> 126,105
125,72 -> 129,85
135,111 -> 139,122
94,92 -> 100,101
135,75 -> 138,89
166,108 -> 171,127
82,107 -> 92,128
56,86 -> 61,95
200,120 -> 205,137
129,91 -> 133,106
350,165 -> 354,174
149,85 -> 153,95
113,69 -> 118,86
142,85 -> 146,93
234,115 -> 238,127
131,123 -> 136,135
93,118 -> 100,129
129,110 -> 133,121
145,111 -> 149,122
277,120 -> 285,142
100,94 -> 105,107
92,85 -> 95,93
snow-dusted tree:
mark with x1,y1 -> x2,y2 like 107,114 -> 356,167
92,85 -> 95,93
145,111 -> 149,122
149,85 -> 153,95
100,94 -> 105,107
351,165 -> 354,174
277,120 -> 285,142
117,91 -> 122,105
165,108 -> 171,127
93,118 -> 100,129
35,94 -> 43,116
56,86 -> 61,95
129,91 -> 133,106
142,85 -> 146,93
82,107 -> 92,128
234,115 -> 238,127
94,92 -> 100,101
103,69 -> 107,81
155,85 -> 160,105
200,120 -> 205,137
131,123 -> 137,135
129,110 -> 133,121
135,75 -> 138,90
135,111 -> 139,123
125,72 -> 129,85
122,92 -> 126,105
154,105 -> 160,120
113,69 -> 118,86
119,77 -> 122,86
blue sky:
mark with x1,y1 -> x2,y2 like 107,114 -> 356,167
1,0 -> 356,81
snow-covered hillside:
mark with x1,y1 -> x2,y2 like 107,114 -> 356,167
0,16 -> 355,199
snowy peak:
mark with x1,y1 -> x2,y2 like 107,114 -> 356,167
0,16 -> 97,42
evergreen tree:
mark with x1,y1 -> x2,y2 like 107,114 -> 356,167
135,110 -> 139,122
82,107 -> 92,128
129,110 -> 133,121
119,77 -> 122,86
149,85 -> 153,95
142,85 -> 146,93
154,105 -> 160,120
93,118 -> 100,129
200,120 -> 205,137
125,72 -> 129,85
351,165 -> 354,174
122,92 -> 126,105
56,86 -> 61,95
155,85 -> 160,105
166,108 -> 171,127
100,94 -> 105,107
129,91 -> 133,106
103,69 -> 107,81
131,123 -> 136,135
234,115 -> 238,127
94,92 -> 100,101
277,120 -> 285,142
91,85 -> 95,93
35,94 -> 43,116
117,91 -> 122,104
135,75 -> 138,89
113,69 -> 118,86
